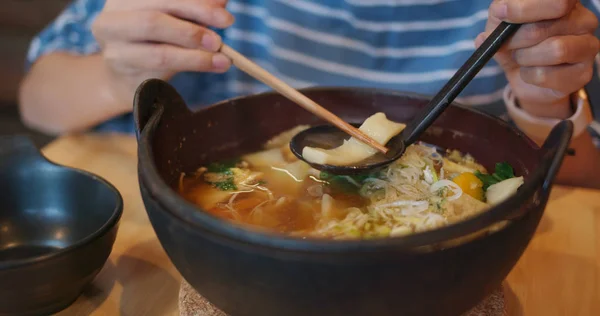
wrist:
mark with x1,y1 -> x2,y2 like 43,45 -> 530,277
103,72 -> 135,115
504,85 -> 593,144
516,96 -> 574,120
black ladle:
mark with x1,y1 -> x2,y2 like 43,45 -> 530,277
290,22 -> 521,175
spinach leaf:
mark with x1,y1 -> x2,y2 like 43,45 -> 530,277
205,159 -> 240,191
319,171 -> 378,194
206,159 -> 239,174
213,179 -> 237,191
494,162 -> 515,180
474,171 -> 500,190
475,162 -> 516,190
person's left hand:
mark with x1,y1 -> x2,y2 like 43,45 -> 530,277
478,0 -> 600,119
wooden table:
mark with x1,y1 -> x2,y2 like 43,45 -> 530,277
42,134 -> 599,316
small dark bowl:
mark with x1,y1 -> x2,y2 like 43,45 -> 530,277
134,80 -> 571,316
0,136 -> 123,316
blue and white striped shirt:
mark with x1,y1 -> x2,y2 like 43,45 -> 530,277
26,0 -> 600,134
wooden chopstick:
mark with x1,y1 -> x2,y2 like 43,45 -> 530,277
220,44 -> 389,154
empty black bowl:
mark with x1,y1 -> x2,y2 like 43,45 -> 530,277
0,135 -> 123,316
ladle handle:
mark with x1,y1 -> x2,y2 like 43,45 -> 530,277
403,22 -> 521,145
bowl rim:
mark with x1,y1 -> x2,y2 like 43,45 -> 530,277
137,85 -> 553,253
0,157 -> 124,271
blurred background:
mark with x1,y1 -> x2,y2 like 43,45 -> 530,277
0,0 -> 70,147
1,1 -> 598,147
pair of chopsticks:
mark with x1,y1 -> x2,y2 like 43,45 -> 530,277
219,45 -> 389,154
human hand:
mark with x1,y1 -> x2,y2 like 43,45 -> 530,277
478,0 -> 599,119
92,0 -> 234,107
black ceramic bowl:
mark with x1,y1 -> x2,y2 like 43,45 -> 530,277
0,136 -> 123,316
134,79 -> 572,316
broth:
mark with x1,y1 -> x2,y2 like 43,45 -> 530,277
179,125 -> 523,240
180,165 -> 365,233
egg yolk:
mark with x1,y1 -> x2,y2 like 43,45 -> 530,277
452,172 -> 484,201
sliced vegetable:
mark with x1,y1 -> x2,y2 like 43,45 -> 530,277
445,150 -> 487,173
273,160 -> 311,181
423,165 -> 437,184
242,148 -> 286,167
430,179 -> 463,201
442,158 -> 480,175
321,194 -> 334,218
485,176 -> 524,205
452,172 -> 484,201
264,125 -> 311,149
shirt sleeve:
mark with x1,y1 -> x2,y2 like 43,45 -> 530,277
25,0 -> 105,71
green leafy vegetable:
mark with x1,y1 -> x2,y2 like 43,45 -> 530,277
206,159 -> 239,174
204,159 -> 241,191
319,171 -> 378,194
494,162 -> 515,180
433,199 -> 446,214
475,162 -> 516,190
436,186 -> 448,198
213,179 -> 237,191
319,171 -> 376,183
474,172 -> 499,189
318,171 -> 335,181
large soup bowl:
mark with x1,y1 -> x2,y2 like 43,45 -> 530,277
133,79 -> 571,316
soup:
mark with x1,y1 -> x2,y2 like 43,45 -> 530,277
179,125 -> 523,240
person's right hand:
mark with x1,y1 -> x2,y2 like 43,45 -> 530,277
91,0 -> 234,106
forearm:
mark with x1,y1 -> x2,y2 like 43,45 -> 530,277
18,53 -> 129,135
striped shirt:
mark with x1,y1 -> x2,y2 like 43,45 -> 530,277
26,0 -> 600,134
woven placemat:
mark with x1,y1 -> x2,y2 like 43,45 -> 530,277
179,280 -> 506,316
